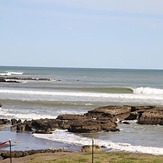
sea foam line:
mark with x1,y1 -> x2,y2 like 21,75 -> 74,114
0,71 -> 23,76
34,129 -> 163,155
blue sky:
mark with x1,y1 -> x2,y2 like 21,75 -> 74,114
0,0 -> 163,69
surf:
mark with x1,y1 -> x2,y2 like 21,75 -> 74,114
33,129 -> 163,155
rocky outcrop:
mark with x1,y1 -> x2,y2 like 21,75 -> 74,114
8,105 -> 163,134
68,118 -> 118,133
12,112 -> 119,133
137,107 -> 163,125
86,105 -> 131,121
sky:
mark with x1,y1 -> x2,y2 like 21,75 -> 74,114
0,0 -> 163,69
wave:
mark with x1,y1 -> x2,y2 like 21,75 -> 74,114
1,87 -> 163,106
0,71 -> 24,76
133,87 -> 163,95
34,129 -> 163,155
0,87 -> 163,97
79,87 -> 133,93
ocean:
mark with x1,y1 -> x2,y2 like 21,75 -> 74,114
0,66 -> 163,154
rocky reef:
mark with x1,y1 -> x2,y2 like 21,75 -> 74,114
0,77 -> 50,83
7,105 -> 163,134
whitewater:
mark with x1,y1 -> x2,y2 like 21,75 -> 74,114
34,129 -> 163,155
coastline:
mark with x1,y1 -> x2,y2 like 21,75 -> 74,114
1,104 -> 163,156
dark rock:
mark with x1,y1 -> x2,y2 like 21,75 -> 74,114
0,119 -> 10,125
68,117 -> 118,133
125,112 -> 138,120
122,121 -> 130,124
0,77 -> 6,82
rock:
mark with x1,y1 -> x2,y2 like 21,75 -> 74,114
68,119 -> 101,133
0,148 -> 66,159
0,119 -> 10,125
122,121 -> 130,124
125,112 -> 138,120
137,107 -> 163,125
31,119 -> 59,131
57,114 -> 86,120
81,145 -> 101,152
0,77 -> 6,82
68,118 -> 118,133
86,105 -> 131,121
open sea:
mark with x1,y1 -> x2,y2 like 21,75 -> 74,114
0,66 -> 163,154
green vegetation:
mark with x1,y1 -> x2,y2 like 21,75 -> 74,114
1,151 -> 163,163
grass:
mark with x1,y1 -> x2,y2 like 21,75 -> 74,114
1,151 -> 163,163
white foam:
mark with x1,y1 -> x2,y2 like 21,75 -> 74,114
134,87 -> 163,95
34,129 -> 163,155
0,71 -> 23,76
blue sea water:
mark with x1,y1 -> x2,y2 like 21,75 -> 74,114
0,66 -> 163,154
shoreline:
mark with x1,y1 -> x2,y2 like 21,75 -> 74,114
1,104 -> 163,155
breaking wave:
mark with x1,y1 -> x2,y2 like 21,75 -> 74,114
133,87 -> 163,95
0,71 -> 24,76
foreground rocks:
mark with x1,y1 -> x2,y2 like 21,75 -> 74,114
0,148 -> 67,159
6,105 -> 163,134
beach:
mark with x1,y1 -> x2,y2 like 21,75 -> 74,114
0,66 -> 163,155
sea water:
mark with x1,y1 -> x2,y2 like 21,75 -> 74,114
0,66 -> 163,154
